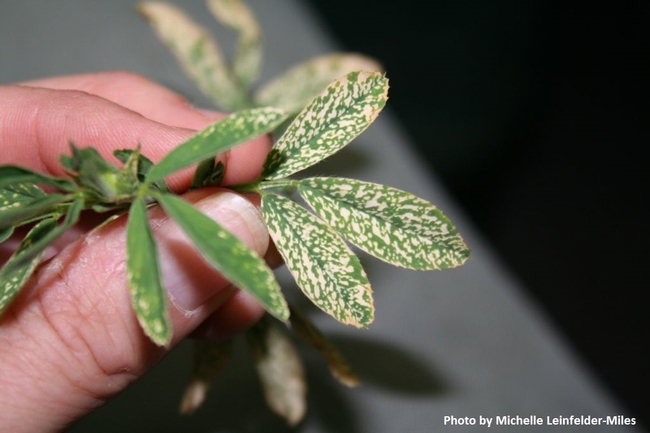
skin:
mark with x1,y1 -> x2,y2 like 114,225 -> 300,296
0,71 -> 279,432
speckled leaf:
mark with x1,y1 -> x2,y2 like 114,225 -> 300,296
261,193 -> 373,327
138,1 -> 246,110
155,193 -> 288,321
146,107 -> 287,183
289,305 -> 359,387
247,317 -> 306,426
0,194 -> 69,231
207,0 -> 261,89
0,166 -> 76,191
262,71 -> 388,180
0,219 -> 55,316
179,339 -> 233,414
1,199 -> 83,275
126,198 -> 172,347
254,53 -> 382,115
299,177 -> 470,270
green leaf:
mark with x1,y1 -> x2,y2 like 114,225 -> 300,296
145,107 -> 287,183
0,194 -> 70,231
1,182 -> 46,204
62,145 -> 140,204
0,219 -> 55,316
190,159 -> 224,189
299,177 -> 470,270
114,148 -> 170,193
289,305 -> 359,387
155,193 -> 289,321
262,71 -> 388,180
126,198 -> 172,346
1,199 -> 83,275
207,0 -> 261,90
247,317 -> 306,426
0,166 -> 76,192
138,1 -> 247,110
254,53 -> 382,115
261,193 -> 373,328
179,339 -> 233,414
0,227 -> 13,243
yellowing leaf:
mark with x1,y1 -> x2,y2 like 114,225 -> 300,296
207,0 -> 261,89
262,71 -> 388,180
299,177 -> 470,270
261,193 -> 374,328
254,53 -> 382,114
247,317 -> 306,426
138,1 -> 246,110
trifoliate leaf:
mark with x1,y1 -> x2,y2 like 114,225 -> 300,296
155,193 -> 289,321
179,339 -> 233,414
299,177 -> 470,270
0,166 -> 76,192
207,0 -> 261,90
289,306 -> 359,387
261,193 -> 374,328
126,198 -> 172,347
145,107 -> 287,183
254,53 -> 382,115
247,317 -> 306,426
262,71 -> 388,180
0,218 -> 55,316
137,1 -> 247,110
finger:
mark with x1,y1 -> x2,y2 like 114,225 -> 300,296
19,71 -> 218,130
16,71 -> 272,185
0,188 -> 269,432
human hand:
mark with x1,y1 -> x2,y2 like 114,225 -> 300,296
0,71 -> 275,433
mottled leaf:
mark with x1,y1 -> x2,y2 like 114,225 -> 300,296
138,1 -> 247,110
254,53 -> 382,115
261,193 -> 373,327
300,177 -> 470,270
247,317 -> 306,426
1,199 -> 83,275
179,339 -> 233,414
0,166 -> 76,191
126,198 -> 172,346
207,0 -> 261,89
0,219 -> 55,316
155,193 -> 289,321
146,107 -> 287,183
289,305 -> 359,387
262,71 -> 388,180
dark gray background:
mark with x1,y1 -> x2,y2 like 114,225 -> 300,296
0,0 -> 647,431
305,0 -> 649,425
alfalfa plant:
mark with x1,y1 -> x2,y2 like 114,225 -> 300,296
0,0 -> 470,426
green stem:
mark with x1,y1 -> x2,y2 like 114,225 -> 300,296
230,179 -> 298,194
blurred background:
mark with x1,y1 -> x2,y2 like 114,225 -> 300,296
306,0 -> 648,424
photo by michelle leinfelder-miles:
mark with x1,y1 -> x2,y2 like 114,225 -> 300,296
443,414 -> 637,428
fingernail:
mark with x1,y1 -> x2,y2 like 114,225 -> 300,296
157,192 -> 269,313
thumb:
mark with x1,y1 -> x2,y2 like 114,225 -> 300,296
0,189 -> 268,433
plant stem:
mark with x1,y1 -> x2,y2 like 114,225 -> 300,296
230,179 -> 298,194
